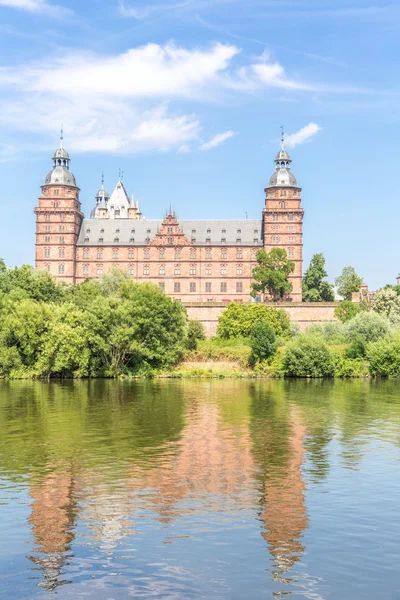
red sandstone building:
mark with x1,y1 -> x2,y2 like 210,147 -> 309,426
35,136 -> 304,302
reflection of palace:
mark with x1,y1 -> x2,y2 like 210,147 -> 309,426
26,385 -> 308,591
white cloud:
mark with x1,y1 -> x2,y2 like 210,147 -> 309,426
284,123 -> 321,148
200,130 -> 235,151
118,0 -> 195,19
0,0 -> 72,17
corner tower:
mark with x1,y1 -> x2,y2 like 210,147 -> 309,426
34,131 -> 83,284
263,137 -> 304,301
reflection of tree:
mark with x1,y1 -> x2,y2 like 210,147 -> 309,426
27,467 -> 77,592
249,382 -> 308,582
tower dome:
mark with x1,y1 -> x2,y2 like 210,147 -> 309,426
268,132 -> 298,188
90,175 -> 110,218
44,127 -> 77,187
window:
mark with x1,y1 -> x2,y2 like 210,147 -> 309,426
144,249 -> 149,259
206,249 -> 212,259
128,249 -> 134,259
44,263 -> 50,272
190,282 -> 196,293
205,264 -> 212,276
97,249 -> 103,259
59,247 -> 65,258
44,247 -> 50,258
167,227 -> 173,233
98,237 -> 104,243
254,238 -> 259,243
45,214 -> 51,221
100,228 -> 105,234
221,237 -> 226,244
237,228 -> 241,234
221,249 -> 227,259
113,249 -> 119,259
280,202 -> 286,209
252,250 -> 258,260
114,237 -> 119,243
131,229 -> 135,234
221,264 -> 227,275
86,228 -> 90,234
221,282 -> 227,293
206,237 -> 211,244
272,224 -> 279,230
174,264 -> 181,275
192,229 -> 196,235
207,228 -> 211,234
236,238 -> 242,244
190,248 -> 196,259
288,236 -> 295,242
168,237 -> 173,245
159,249 -> 165,259
189,264 -> 196,276
222,228 -> 226,234
272,236 -> 280,243
174,282 -> 181,293
44,235 -> 51,243
236,264 -> 243,275
175,249 -> 181,259
54,190 -> 59,196
147,228 -> 151,234
205,282 -> 212,293
236,282 -> 243,293
273,215 -> 279,221
288,247 -> 295,258
97,265 -> 103,276
83,264 -> 89,275
53,201 -> 59,208
288,225 -> 295,232
254,229 -> 259,234
159,282 -> 165,291
60,225 -> 65,232
288,214 -> 294,221
84,237 -> 89,243
281,190 -> 287,197
236,249 -> 242,259
58,264 -> 64,275
159,264 -> 165,275
83,249 -> 89,259
114,209 -> 120,218
45,225 -> 51,232
128,264 -> 134,275
143,264 -> 149,276
60,214 -> 65,222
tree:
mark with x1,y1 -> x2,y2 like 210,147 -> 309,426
217,303 -> 291,339
251,248 -> 295,301
335,266 -> 363,301
302,253 -> 335,302
372,288 -> 400,320
345,311 -> 390,357
283,336 -> 335,378
367,333 -> 400,377
185,320 -> 205,350
249,322 -> 276,363
334,300 -> 359,323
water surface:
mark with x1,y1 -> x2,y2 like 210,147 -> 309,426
1,380 -> 400,599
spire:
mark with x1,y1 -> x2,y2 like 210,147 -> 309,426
101,170 -> 104,189
60,124 -> 64,149
280,125 -> 285,150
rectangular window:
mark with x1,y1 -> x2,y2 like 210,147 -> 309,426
174,264 -> 181,275
168,238 -> 173,245
59,236 -> 65,243
97,250 -> 103,259
97,265 -> 103,276
128,265 -> 134,275
206,249 -> 212,259
45,225 -> 51,231
221,264 -> 227,275
174,282 -> 181,293
60,225 -> 65,231
143,265 -> 149,276
190,265 -> 196,276
113,249 -> 119,259
59,248 -> 64,258
54,190 -> 59,196
205,282 -> 211,293
144,249 -> 149,259
236,282 -> 243,293
175,250 -> 181,259
288,214 -> 294,221
221,282 -> 227,293
273,215 -> 279,221
45,214 -> 51,221
58,264 -> 64,275
236,249 -> 242,259
159,282 -> 165,291
44,236 -> 51,243
159,249 -> 165,259
128,249 -> 134,259
190,282 -> 196,292
221,250 -> 227,259
60,214 -> 65,221
288,248 -> 295,258
205,264 -> 212,276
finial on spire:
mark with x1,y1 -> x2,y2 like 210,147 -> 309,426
101,170 -> 104,189
121,170 -> 124,182
60,124 -> 64,149
280,125 -> 285,150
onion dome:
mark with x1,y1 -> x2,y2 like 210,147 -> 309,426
268,132 -> 298,188
44,127 -> 77,187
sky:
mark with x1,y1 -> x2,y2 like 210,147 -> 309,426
0,0 -> 399,289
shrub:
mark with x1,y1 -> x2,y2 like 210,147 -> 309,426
367,333 -> 400,377
185,320 -> 205,350
217,303 -> 290,339
250,322 -> 276,363
372,288 -> 400,321
334,300 -> 358,323
345,311 -> 389,357
334,357 -> 369,378
282,336 -> 335,378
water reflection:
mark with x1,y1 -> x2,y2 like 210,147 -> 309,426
1,380 -> 400,599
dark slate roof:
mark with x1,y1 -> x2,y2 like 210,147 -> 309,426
77,219 -> 263,246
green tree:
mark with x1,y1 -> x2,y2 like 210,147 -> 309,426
185,320 -> 205,350
345,311 -> 389,358
282,336 -> 335,378
334,300 -> 359,323
302,253 -> 335,302
251,248 -> 295,301
249,321 -> 276,363
335,266 -> 363,301
372,288 -> 400,320
367,333 -> 400,377
217,303 -> 291,339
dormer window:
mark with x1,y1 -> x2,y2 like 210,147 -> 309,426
147,228 -> 151,234
98,237 -> 103,243
131,229 -> 135,234
116,228 -> 120,234
85,236 -> 89,242
192,229 -> 196,234
86,228 -> 90,233
114,237 -> 119,243
254,229 -> 258,234
206,237 -> 211,244
130,237 -> 135,243
100,228 -> 104,233
237,228 -> 241,234
207,228 -> 211,234
222,229 -> 226,234
236,238 -> 241,244
221,237 -> 226,244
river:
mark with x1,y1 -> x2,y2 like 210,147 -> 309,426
0,380 -> 399,599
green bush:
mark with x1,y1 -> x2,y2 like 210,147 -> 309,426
185,338 -> 251,367
334,300 -> 359,323
334,357 -> 369,378
217,303 -> 290,339
282,336 -> 335,378
345,311 -> 389,357
367,333 -> 400,377
250,322 -> 276,363
185,320 -> 205,350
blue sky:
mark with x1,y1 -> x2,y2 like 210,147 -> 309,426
0,0 -> 398,289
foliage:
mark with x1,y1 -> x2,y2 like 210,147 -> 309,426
217,302 -> 291,339
251,248 -> 295,301
372,288 -> 400,321
282,336 -> 336,378
249,322 -> 277,364
334,357 -> 369,378
345,312 -> 390,358
185,320 -> 206,350
335,266 -> 363,300
302,253 -> 335,302
367,333 -> 400,377
306,321 -> 348,345
334,300 -> 359,323
184,338 -> 251,368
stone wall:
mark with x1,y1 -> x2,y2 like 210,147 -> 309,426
185,302 -> 339,337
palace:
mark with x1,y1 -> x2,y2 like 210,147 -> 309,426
35,136 -> 304,302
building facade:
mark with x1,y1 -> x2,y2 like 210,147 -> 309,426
35,138 -> 304,302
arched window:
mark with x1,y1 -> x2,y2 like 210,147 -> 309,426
236,248 -> 242,259
205,264 -> 212,276
221,249 -> 227,259
58,264 -> 65,275
159,264 -> 165,276
159,248 -> 165,259
174,264 -> 181,275
190,248 -> 196,259
128,248 -> 134,259
128,264 -> 134,275
59,247 -> 64,258
175,249 -> 181,259
221,264 -> 227,276
144,249 -> 150,259
280,201 -> 286,209
83,249 -> 89,259
190,264 -> 196,276
113,249 -> 119,259
97,265 -> 103,276
44,247 -> 51,258
236,264 -> 243,275
143,264 -> 149,276
206,249 -> 212,259
83,264 -> 89,275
